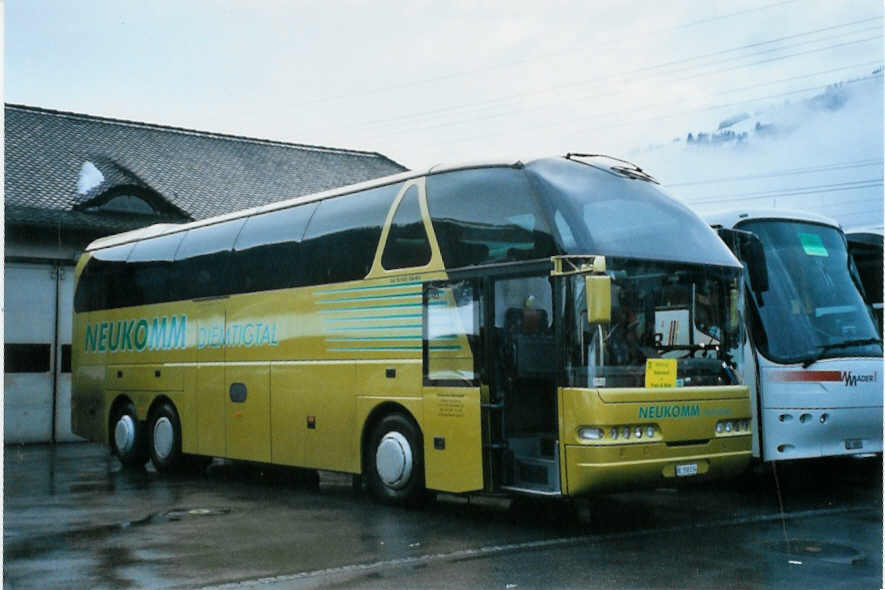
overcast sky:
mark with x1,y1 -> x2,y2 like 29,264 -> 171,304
6,1 -> 883,174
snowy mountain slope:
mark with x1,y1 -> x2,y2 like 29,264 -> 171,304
631,70 -> 884,229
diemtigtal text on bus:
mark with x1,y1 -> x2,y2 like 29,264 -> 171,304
72,154 -> 753,504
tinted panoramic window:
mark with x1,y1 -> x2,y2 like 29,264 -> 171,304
175,219 -> 245,300
382,185 -> 432,270
74,242 -> 135,312
426,167 -> 558,269
230,202 -> 318,294
526,157 -> 737,267
125,232 -> 185,307
301,183 -> 402,284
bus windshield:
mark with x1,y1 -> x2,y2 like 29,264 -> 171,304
563,259 -> 743,388
526,157 -> 738,268
739,219 -> 882,364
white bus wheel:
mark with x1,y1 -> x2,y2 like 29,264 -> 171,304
148,401 -> 183,472
366,413 -> 425,506
110,401 -> 147,467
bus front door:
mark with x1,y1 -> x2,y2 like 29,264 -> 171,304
422,280 -> 483,493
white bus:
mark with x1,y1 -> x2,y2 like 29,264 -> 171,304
708,209 -> 882,461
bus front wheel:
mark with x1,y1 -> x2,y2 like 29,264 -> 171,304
148,401 -> 183,472
111,401 -> 147,467
366,413 -> 425,506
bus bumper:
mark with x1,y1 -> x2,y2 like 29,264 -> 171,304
760,406 -> 884,461
563,438 -> 752,496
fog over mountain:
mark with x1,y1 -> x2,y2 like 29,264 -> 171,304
630,69 -> 884,231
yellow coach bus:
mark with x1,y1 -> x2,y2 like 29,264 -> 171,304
72,154 -> 752,504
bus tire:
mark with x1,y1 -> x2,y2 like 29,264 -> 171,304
148,401 -> 183,473
366,413 -> 425,506
110,401 -> 147,468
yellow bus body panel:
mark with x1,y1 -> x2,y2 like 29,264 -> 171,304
422,386 -> 483,493
559,386 -> 752,495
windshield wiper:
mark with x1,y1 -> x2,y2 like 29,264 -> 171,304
801,337 -> 883,368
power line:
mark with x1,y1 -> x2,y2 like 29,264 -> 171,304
671,32 -> 884,84
431,69 -> 882,151
292,0 -> 813,108
666,159 -> 883,187
687,179 -> 883,205
352,17 -> 883,132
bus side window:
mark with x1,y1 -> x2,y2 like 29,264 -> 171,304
175,218 -> 245,300
230,202 -> 317,294
381,185 -> 432,270
301,183 -> 402,285
426,168 -> 558,270
424,280 -> 481,385
125,232 -> 184,307
75,242 -> 134,312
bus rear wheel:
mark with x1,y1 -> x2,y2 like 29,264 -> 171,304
148,401 -> 183,473
366,413 -> 425,506
111,401 -> 147,467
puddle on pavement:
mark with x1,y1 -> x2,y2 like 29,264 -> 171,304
764,539 -> 865,565
6,506 -> 233,561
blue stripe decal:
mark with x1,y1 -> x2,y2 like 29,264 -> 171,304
328,346 -> 422,352
315,281 -> 423,295
327,345 -> 461,352
317,300 -> 445,313
316,292 -> 421,304
327,336 -> 422,342
326,325 -> 422,332
318,303 -> 421,313
323,313 -> 423,322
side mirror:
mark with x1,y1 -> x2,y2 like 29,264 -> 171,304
717,228 -> 769,296
585,274 -> 611,324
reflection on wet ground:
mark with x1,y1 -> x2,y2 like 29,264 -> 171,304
3,443 -> 881,589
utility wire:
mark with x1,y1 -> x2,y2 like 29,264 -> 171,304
419,68 -> 882,149
354,18 -> 882,132
666,159 -> 883,187
291,0 -> 812,107
687,179 -> 883,205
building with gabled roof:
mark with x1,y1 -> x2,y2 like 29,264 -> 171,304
4,103 -> 408,443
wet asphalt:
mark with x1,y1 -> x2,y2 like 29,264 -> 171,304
3,443 -> 882,589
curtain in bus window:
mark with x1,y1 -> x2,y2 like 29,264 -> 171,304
301,183 -> 402,285
382,185 -> 432,270
230,202 -> 317,294
174,219 -> 245,300
425,167 -> 558,270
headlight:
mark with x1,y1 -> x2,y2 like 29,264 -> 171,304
578,427 -> 604,441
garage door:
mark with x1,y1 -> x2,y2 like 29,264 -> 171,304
4,262 -> 78,443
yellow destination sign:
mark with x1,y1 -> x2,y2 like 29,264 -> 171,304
645,358 -> 677,388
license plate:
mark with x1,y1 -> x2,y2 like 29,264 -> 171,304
845,439 -> 863,450
676,463 -> 698,477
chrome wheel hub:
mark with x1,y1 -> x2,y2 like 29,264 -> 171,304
375,432 -> 412,489
153,417 -> 174,461
114,414 -> 136,454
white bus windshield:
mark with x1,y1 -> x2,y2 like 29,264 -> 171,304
740,219 -> 881,364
